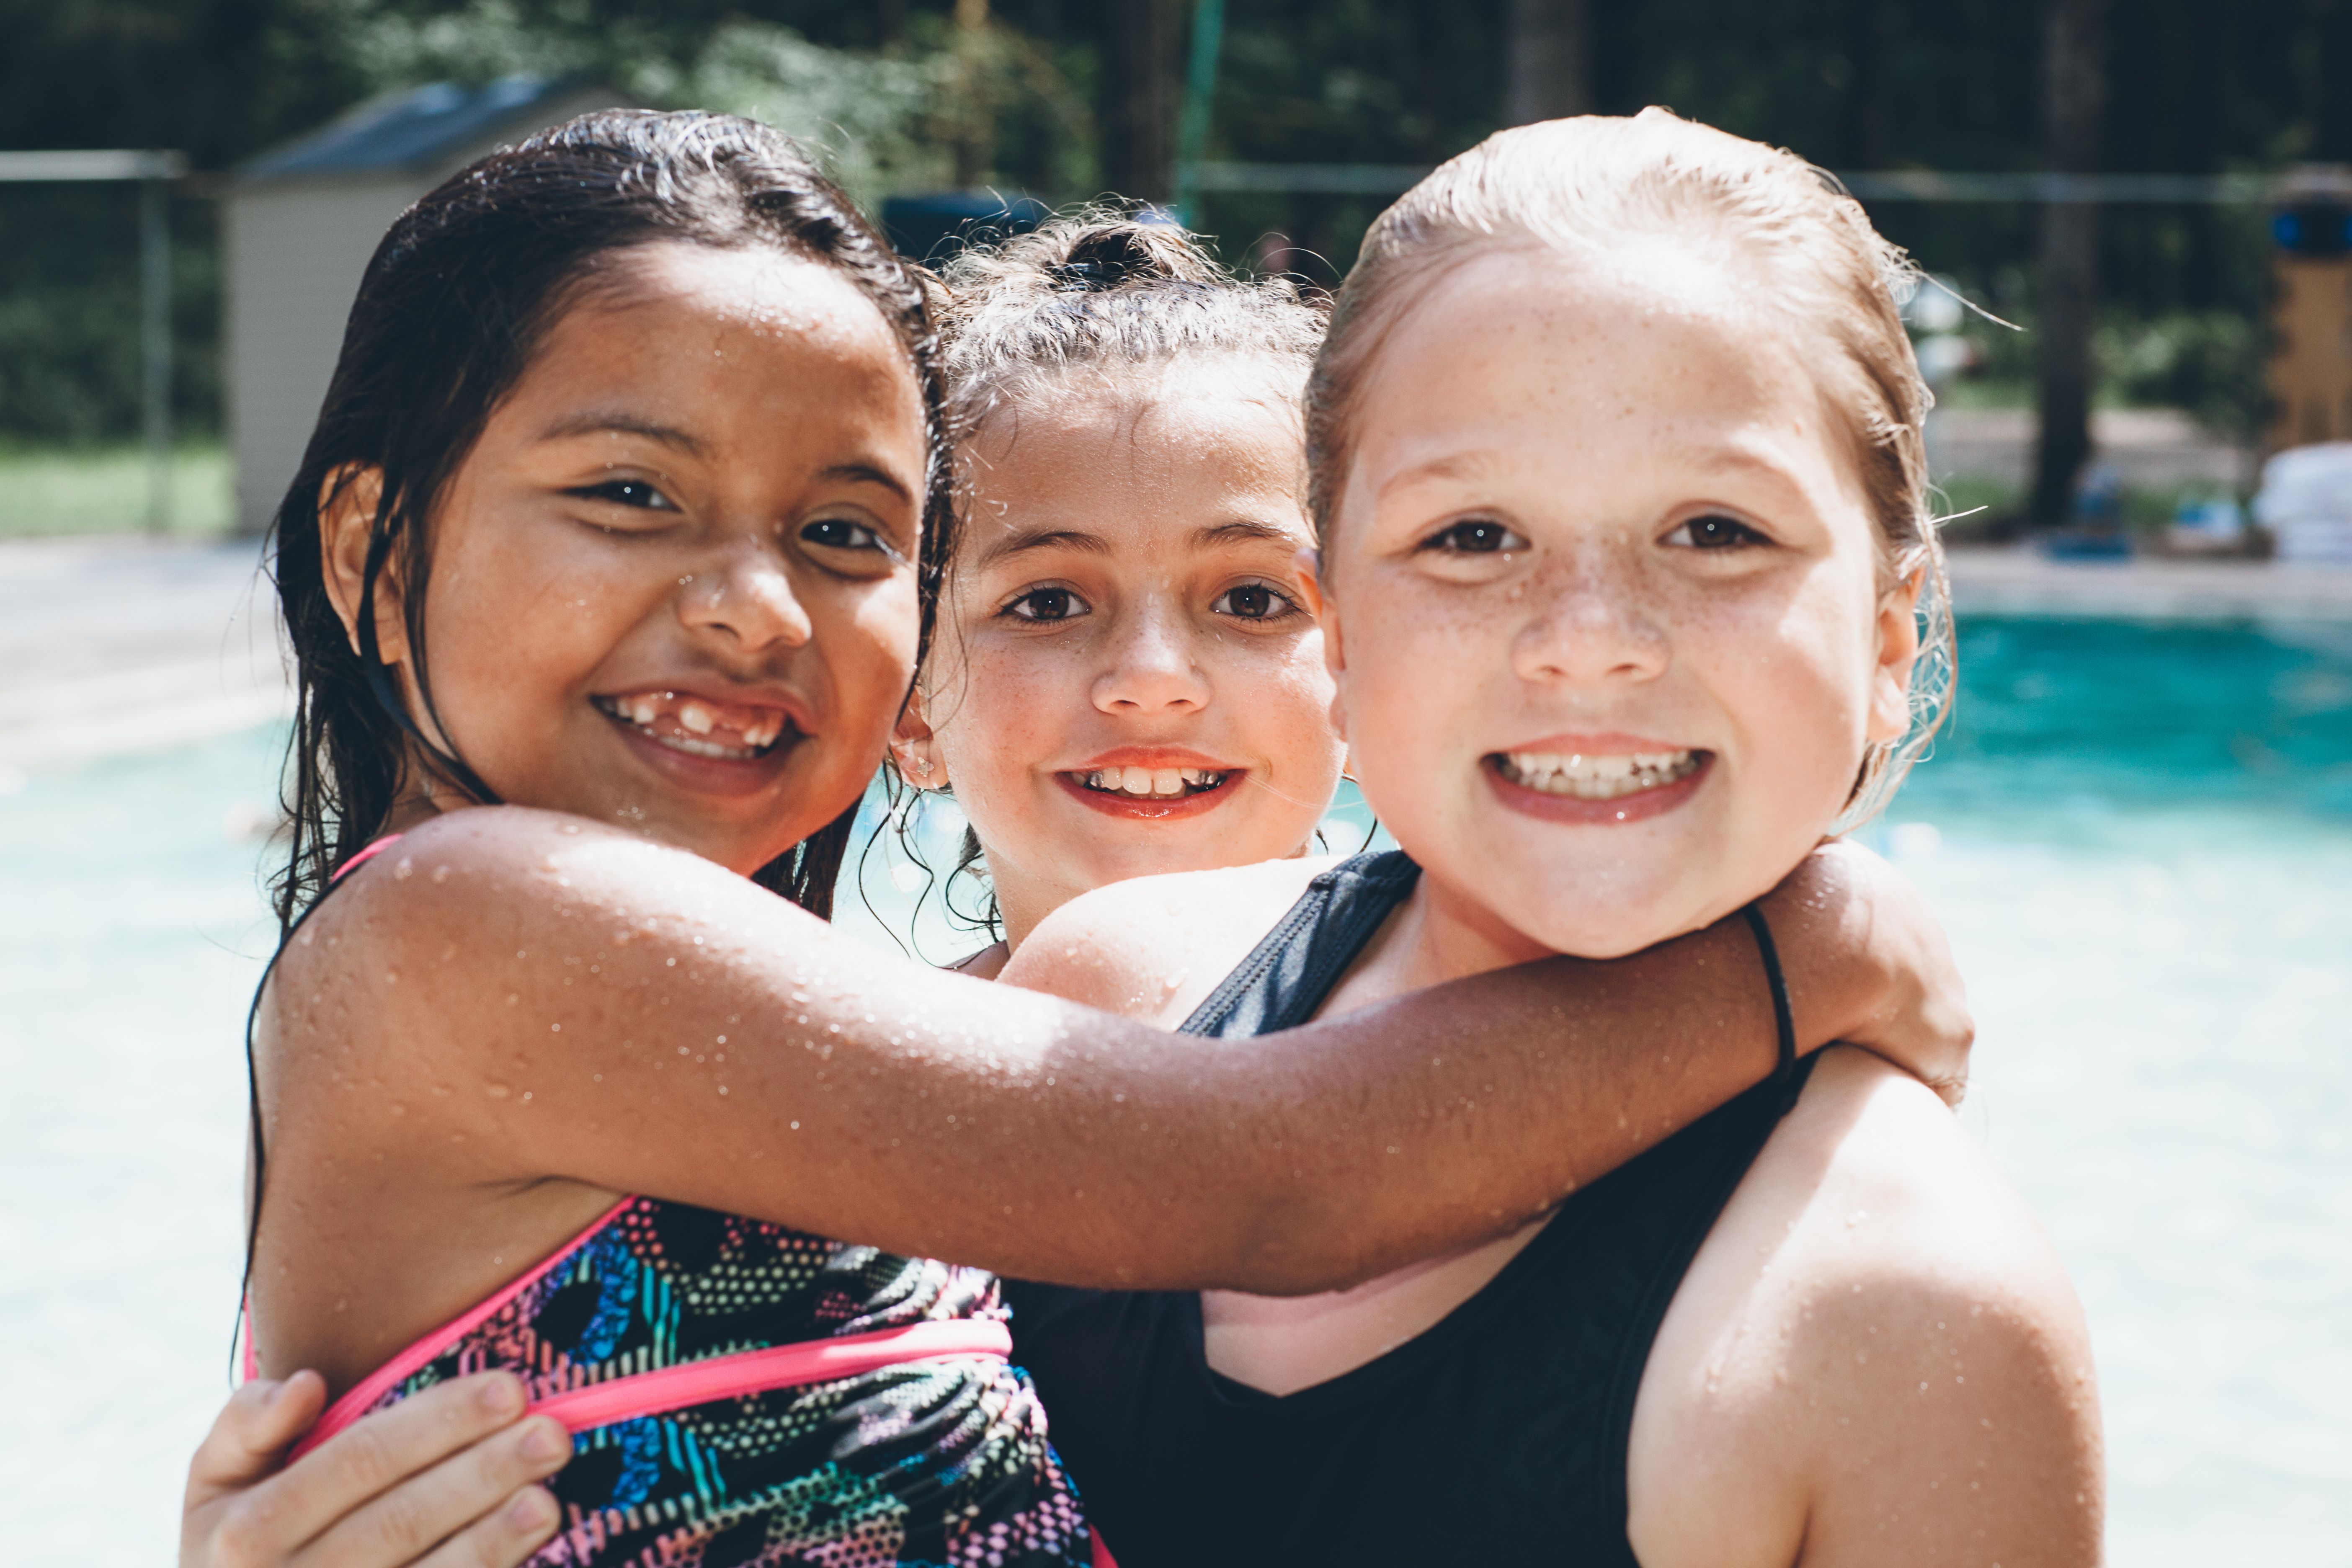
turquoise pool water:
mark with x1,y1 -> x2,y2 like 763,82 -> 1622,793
2,617 -> 2347,1564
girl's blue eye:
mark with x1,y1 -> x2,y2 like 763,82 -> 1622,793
1420,518 -> 1526,554
1003,586 -> 1089,622
1666,513 -> 1769,550
1213,583 -> 1298,621
802,518 -> 883,552
574,479 -> 676,511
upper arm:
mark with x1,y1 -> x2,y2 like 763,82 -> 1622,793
1632,1052 -> 2101,1568
1000,859 -> 1326,1024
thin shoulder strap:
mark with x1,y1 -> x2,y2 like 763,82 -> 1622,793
235,833 -> 408,1379
1178,851 -> 1421,1040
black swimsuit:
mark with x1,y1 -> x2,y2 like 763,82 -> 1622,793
1006,850 -> 1813,1567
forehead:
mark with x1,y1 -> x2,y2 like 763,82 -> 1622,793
1342,244 -> 1859,524
959,360 -> 1310,549
502,242 -> 927,454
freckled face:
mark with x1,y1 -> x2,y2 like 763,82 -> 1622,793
1322,245 -> 1919,958
900,361 -> 1344,934
361,243 -> 929,875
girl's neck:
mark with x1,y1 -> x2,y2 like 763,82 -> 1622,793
1339,866 -> 1557,1011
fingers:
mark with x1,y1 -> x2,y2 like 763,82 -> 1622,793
245,1372 -> 538,1556
188,1375 -> 331,1504
411,1485 -> 563,1568
297,1414 -> 570,1568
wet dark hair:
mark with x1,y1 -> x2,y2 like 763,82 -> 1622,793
269,109 -> 951,932
878,211 -> 1326,943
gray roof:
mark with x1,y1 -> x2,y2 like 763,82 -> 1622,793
239,75 -> 604,182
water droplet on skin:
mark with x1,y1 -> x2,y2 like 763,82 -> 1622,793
393,856 -> 415,880
432,864 -> 450,884
485,1083 -> 512,1099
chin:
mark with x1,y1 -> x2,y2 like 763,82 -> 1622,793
1475,856 -> 1718,960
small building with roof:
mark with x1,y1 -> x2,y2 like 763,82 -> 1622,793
225,75 -> 631,533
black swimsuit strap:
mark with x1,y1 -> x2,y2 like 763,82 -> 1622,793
1178,851 -> 1421,1040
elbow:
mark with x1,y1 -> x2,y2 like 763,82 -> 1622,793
1212,1189 -> 1386,1297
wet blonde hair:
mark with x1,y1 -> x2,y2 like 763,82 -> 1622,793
1306,108 -> 1953,826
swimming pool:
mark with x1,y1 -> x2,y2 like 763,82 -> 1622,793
2,616 -> 2346,1564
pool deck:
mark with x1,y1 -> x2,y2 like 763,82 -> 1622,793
1945,547 -> 2352,622
5,535 -> 2352,770
0,535 -> 287,769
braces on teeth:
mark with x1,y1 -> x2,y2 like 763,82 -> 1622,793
1496,748 -> 1702,800
1078,766 -> 1228,799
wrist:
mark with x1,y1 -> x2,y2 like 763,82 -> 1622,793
1753,849 -> 1881,1054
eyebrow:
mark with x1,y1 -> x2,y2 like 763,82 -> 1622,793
1194,519 -> 1304,548
975,526 -> 1113,567
1375,451 -> 1498,499
536,412 -> 707,456
818,462 -> 916,503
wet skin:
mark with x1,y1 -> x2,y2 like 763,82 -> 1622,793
1013,242 -> 2098,1568
326,243 -> 928,876
231,233 -> 1979,1568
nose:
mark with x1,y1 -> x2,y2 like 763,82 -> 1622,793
1510,560 -> 1670,687
1091,601 -> 1211,715
676,541 -> 812,655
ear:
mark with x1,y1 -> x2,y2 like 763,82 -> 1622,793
317,464 -> 407,665
1295,545 -> 1349,745
890,683 -> 947,790
1866,569 -> 1925,746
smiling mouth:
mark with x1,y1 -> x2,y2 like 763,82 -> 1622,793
1491,748 -> 1707,800
592,691 -> 797,762
1068,765 -> 1233,800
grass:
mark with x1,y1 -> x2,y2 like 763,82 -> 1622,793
0,440 -> 235,539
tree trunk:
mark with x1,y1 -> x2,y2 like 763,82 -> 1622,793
1105,0 -> 1179,202
2028,0 -> 2108,529
1506,0 -> 1590,125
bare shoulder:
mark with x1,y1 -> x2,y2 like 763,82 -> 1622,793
999,856 -> 1341,1026
1629,1048 -> 2102,1568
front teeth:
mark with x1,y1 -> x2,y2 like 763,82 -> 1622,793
1498,748 -> 1701,799
1081,766 -> 1228,798
596,694 -> 785,758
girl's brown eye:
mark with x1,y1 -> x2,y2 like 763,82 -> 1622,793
1212,583 -> 1297,621
572,479 -> 676,511
1003,586 -> 1089,622
1669,513 -> 1769,550
801,517 -> 885,552
1419,518 -> 1526,554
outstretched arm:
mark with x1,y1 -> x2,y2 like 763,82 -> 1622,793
271,809 -> 1965,1298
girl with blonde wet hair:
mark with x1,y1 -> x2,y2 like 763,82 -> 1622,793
1005,110 -> 2099,1567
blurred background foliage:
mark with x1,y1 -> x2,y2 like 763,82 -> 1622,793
0,0 -> 2346,447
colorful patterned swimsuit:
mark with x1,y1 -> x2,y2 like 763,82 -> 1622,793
253,841 -> 1102,1568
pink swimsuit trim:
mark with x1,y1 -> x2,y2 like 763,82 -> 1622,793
287,1195 -> 637,1458
258,832 -> 1110,1564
